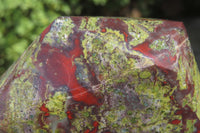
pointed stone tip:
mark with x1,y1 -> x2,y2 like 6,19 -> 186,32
0,17 -> 200,132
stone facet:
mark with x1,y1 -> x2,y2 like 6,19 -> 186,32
0,17 -> 200,132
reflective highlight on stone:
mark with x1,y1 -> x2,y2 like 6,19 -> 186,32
0,17 -> 200,132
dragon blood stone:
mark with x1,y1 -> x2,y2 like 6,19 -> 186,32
0,17 -> 200,133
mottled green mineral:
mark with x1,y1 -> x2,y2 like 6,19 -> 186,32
0,17 -> 200,133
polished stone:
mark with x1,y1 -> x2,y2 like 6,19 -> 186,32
0,17 -> 200,132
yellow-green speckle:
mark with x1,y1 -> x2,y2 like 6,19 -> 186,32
139,70 -> 151,79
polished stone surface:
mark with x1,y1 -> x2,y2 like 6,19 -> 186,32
0,17 -> 200,133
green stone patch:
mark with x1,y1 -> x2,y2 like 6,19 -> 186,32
139,70 -> 151,79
